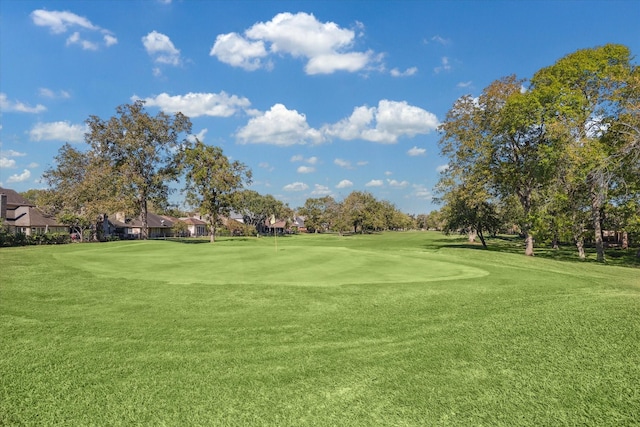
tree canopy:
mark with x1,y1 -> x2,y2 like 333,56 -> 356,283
437,44 -> 639,259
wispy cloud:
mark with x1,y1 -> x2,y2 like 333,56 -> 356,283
434,56 -> 452,74
0,93 -> 46,113
390,67 -> 418,77
31,9 -> 117,50
407,146 -> 426,156
283,182 -> 309,191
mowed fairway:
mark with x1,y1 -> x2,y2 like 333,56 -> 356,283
1,232 -> 639,426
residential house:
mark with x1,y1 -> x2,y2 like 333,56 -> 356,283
0,187 -> 68,236
180,217 -> 207,237
106,212 -> 178,239
264,218 -> 288,235
292,216 -> 307,233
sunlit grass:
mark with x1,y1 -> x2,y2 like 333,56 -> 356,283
1,232 -> 639,425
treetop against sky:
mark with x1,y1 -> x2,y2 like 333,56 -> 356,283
1,0 -> 639,213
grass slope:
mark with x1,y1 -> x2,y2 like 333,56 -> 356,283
1,232 -> 639,426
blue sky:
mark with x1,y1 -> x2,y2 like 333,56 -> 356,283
1,0 -> 639,214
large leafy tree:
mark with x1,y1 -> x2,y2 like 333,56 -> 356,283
439,76 -> 556,256
43,143 -> 123,241
530,44 -> 636,261
341,191 -> 382,234
299,196 -> 338,233
85,101 -> 192,239
441,186 -> 501,249
235,190 -> 290,233
178,140 -> 251,243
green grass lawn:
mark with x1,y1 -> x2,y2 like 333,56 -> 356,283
1,232 -> 639,426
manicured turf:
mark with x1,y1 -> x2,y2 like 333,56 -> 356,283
1,232 -> 639,425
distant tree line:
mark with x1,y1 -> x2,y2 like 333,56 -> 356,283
436,44 -> 640,260
298,192 -> 414,234
35,101 -> 418,243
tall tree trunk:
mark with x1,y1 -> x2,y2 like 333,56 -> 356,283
622,231 -> 628,250
551,233 -> 559,250
575,237 -> 586,259
571,212 -> 586,259
140,198 -> 148,240
524,232 -> 534,256
209,214 -> 217,243
519,192 -> 534,256
468,229 -> 477,243
589,176 -> 605,262
477,226 -> 487,249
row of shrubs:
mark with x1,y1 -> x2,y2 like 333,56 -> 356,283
0,231 -> 71,247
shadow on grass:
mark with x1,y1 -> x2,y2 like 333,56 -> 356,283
433,234 -> 640,268
164,238 -> 211,244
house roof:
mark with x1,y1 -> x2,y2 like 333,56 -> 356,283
0,187 -> 35,208
264,218 -> 287,228
11,206 -> 65,228
108,212 -> 178,229
180,217 -> 207,225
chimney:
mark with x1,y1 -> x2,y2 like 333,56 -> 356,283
0,193 -> 7,220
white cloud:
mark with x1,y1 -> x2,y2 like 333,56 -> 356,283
0,93 -> 46,113
434,56 -> 452,73
356,160 -> 369,166
436,164 -> 449,173
335,179 -> 353,189
104,34 -> 118,47
66,31 -> 99,50
390,67 -> 418,77
142,31 -> 181,66
29,121 -> 86,142
211,12 -> 381,75
311,184 -> 332,196
31,9 -> 116,49
258,162 -> 274,172
236,103 -> 323,146
0,157 -> 16,168
387,179 -> 409,189
407,146 -> 426,156
7,169 -> 31,183
305,51 -> 375,75
187,128 -> 208,143
334,158 -> 352,169
291,155 -> 318,164
39,88 -> 70,99
384,171 -> 393,176
137,92 -> 250,118
365,179 -> 384,187
412,184 -> 432,200
0,149 -> 26,157
429,35 -> 451,46
31,9 -> 99,33
297,166 -> 315,174
210,32 -> 269,71
28,162 -> 39,168
324,100 -> 438,144
283,182 -> 309,191
457,81 -> 472,88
